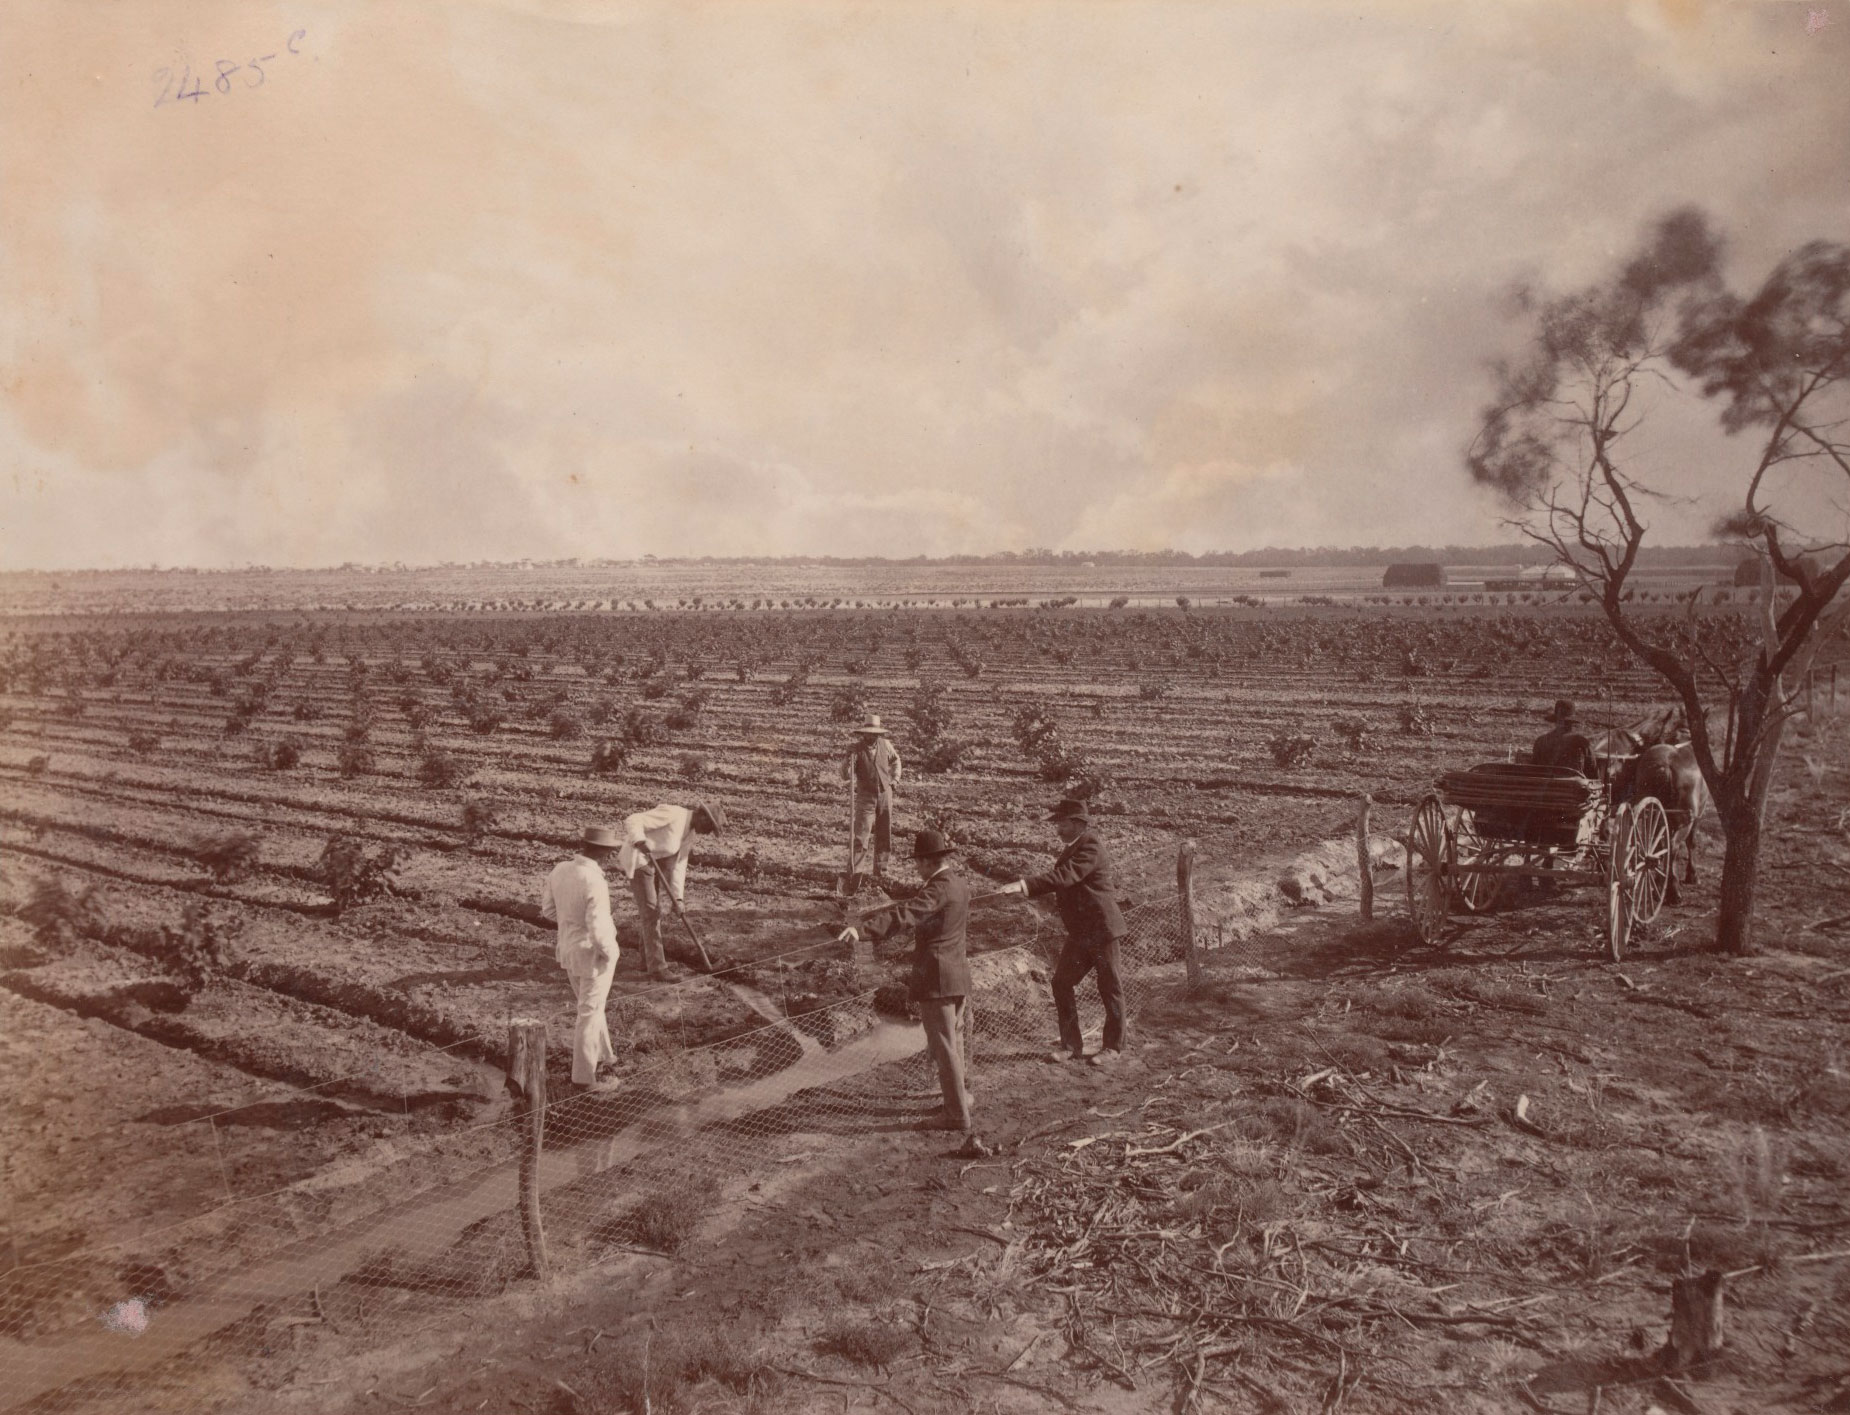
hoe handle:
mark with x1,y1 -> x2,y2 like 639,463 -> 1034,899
650,854 -> 714,972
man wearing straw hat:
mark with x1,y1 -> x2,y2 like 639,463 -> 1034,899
837,828 -> 975,1131
842,715 -> 903,885
997,797 -> 1129,1067
540,826 -> 625,1093
1532,700 -> 1598,777
619,800 -> 726,979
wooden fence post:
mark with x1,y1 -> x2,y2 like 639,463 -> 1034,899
1356,794 -> 1374,922
1667,1269 -> 1726,1369
1177,840 -> 1201,988
505,1018 -> 548,1279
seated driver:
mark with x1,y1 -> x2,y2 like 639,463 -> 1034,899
1532,699 -> 1598,777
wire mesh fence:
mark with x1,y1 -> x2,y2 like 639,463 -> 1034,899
0,832 -> 1279,1413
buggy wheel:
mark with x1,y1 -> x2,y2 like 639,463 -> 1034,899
1624,795 -> 1671,926
1454,811 -> 1511,914
1606,803 -> 1632,963
1405,795 -> 1452,948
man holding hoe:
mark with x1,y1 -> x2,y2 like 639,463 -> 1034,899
842,715 -> 902,885
620,800 -> 726,979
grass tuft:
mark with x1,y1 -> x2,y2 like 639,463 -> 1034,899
813,1318 -> 913,1369
614,1177 -> 721,1255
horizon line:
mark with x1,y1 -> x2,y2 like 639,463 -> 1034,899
0,543 -> 1751,576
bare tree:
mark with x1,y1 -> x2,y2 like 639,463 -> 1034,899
1469,208 -> 1850,957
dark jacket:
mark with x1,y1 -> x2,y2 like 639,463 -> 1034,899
1026,829 -> 1126,945
1532,725 -> 1597,776
844,738 -> 900,800
868,869 -> 971,1001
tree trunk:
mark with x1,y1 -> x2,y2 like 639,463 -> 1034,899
1713,673 -> 1791,957
1713,808 -> 1763,957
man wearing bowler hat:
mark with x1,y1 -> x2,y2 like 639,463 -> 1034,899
998,798 -> 1129,1067
1532,700 -> 1598,776
540,826 -> 625,1093
619,800 -> 726,979
842,715 -> 903,884
838,829 -> 975,1131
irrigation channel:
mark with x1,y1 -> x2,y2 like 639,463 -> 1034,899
4,819 -> 1311,1410
0,977 -> 931,1410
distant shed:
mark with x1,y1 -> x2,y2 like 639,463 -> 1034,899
1485,565 -> 1576,592
1382,563 -> 1446,588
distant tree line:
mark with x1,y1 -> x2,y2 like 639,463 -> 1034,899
3,544 -> 1752,580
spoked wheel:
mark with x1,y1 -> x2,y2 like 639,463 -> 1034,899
1454,811 -> 1512,914
1606,802 -> 1633,963
1622,795 -> 1672,927
1405,795 -> 1453,948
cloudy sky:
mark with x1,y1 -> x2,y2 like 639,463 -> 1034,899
2,0 -> 1845,569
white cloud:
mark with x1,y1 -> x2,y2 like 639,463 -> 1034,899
1,0 -> 1845,567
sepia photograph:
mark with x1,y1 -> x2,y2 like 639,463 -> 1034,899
2,2 -> 1847,1411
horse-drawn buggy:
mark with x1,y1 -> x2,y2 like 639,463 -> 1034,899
1403,753 -> 1674,962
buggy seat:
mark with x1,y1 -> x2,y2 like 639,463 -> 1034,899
1437,763 -> 1601,849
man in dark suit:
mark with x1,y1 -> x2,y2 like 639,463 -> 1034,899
838,829 -> 974,1130
1001,799 -> 1128,1067
1533,700 -> 1598,776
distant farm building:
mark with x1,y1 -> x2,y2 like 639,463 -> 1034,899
1521,564 -> 1576,587
1258,569 -> 1291,579
1484,564 -> 1576,592
1382,563 -> 1445,588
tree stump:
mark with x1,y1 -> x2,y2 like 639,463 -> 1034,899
1177,840 -> 1201,988
505,1017 -> 548,1279
1666,1269 -> 1725,1369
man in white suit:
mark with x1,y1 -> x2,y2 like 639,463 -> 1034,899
540,825 -> 624,1092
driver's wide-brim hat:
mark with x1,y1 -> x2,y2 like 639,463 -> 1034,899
1542,699 -> 1579,724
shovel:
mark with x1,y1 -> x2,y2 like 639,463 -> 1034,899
649,854 -> 715,972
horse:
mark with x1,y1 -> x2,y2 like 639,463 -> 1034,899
1587,705 -> 1682,773
1609,711 -> 1706,904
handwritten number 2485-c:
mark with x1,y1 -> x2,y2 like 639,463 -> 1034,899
153,30 -> 304,108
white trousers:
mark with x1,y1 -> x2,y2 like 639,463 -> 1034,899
564,954 -> 618,1084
